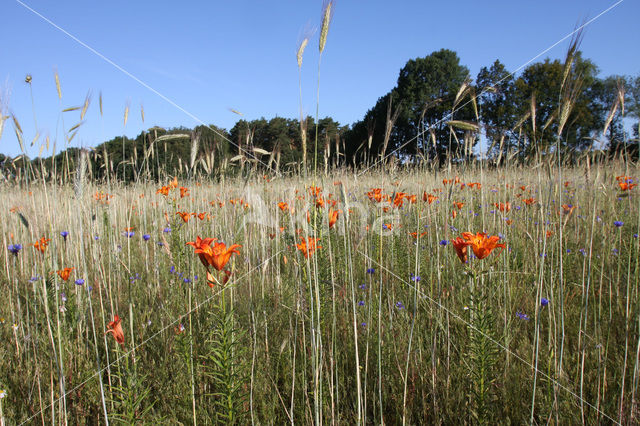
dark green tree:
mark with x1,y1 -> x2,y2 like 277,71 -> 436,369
476,60 -> 520,159
514,52 -> 603,156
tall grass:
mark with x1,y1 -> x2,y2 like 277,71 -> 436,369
1,158 -> 639,423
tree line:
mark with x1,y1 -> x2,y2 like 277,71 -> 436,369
1,47 -> 639,183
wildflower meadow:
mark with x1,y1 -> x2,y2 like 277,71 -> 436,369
2,1 -> 640,424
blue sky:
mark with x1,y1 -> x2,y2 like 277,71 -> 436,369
1,0 -> 637,158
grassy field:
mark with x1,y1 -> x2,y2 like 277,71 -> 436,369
0,161 -> 639,424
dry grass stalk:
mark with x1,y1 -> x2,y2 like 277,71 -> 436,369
80,91 -> 91,120
123,102 -> 130,127
297,38 -> 309,68
190,131 -> 200,171
54,69 -> 62,99
319,1 -> 333,54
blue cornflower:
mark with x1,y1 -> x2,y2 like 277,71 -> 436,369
143,234 -> 151,241
169,265 -> 176,274
516,311 -> 530,320
366,268 -> 375,274
157,242 -> 164,247
541,298 -> 549,307
29,276 -> 41,282
8,244 -> 22,255
75,279 -> 85,286
396,301 -> 404,309
126,231 -> 135,238
410,273 -> 421,282
439,239 -> 448,246
360,322 -> 367,328
614,221 -> 624,228
183,278 -> 191,283
60,231 -> 69,241
94,236 -> 100,240
634,234 -> 638,239
359,283 -> 366,290
358,300 -> 365,306
163,227 -> 171,233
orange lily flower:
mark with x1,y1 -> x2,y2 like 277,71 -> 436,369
461,232 -> 506,260
409,231 -> 427,239
424,193 -> 438,204
105,315 -> 125,346
367,188 -> 384,203
207,241 -> 241,271
392,193 -> 406,208
561,204 -> 576,216
198,212 -> 206,220
56,267 -> 74,281
186,237 -> 216,267
33,237 -> 51,253
453,202 -> 464,210
494,202 -> 511,212
523,198 -> 537,205
278,202 -> 289,212
169,176 -> 179,189
309,186 -> 322,197
451,237 -> 471,263
179,187 -> 190,198
176,212 -> 195,223
328,208 -> 341,228
186,238 -> 241,272
296,237 -> 321,258
619,181 -> 637,191
156,186 -> 170,196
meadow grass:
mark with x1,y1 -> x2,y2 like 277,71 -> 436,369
0,160 -> 639,424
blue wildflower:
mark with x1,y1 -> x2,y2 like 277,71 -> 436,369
541,298 -> 549,307
358,300 -> 365,306
60,231 -> 69,241
439,239 -> 448,246
614,221 -> 624,228
396,302 -> 404,309
359,283 -> 366,290
75,279 -> 85,286
143,234 -> 151,241
8,244 -> 22,255
366,268 -> 375,274
163,227 -> 171,233
516,311 -> 530,320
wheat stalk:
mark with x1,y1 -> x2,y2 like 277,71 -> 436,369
319,1 -> 333,54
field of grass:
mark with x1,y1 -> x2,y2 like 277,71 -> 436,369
1,161 -> 639,424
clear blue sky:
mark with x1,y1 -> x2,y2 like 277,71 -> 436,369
1,0 -> 637,158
